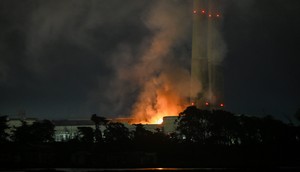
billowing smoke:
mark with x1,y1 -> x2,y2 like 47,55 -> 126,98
23,0 -> 224,121
111,1 -> 192,123
0,0 -> 191,119
1,0 -> 298,121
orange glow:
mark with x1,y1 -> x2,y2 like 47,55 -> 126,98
131,100 -> 186,124
216,14 -> 220,17
193,10 -> 197,14
201,10 -> 205,14
220,103 -> 224,107
205,102 -> 209,106
208,14 -> 212,18
130,70 -> 190,124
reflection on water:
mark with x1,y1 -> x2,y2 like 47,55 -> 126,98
8,167 -> 300,171
56,168 -> 202,171
55,168 -> 228,171
42,168 -> 259,172
22,168 -> 231,171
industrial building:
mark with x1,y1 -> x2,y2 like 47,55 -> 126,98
4,0 -> 226,143
5,116 -> 178,142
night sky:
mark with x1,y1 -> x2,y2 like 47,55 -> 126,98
0,0 -> 299,122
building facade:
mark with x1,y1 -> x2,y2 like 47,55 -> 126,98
5,116 -> 179,142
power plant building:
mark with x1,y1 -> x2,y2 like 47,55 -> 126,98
3,1 -> 226,143
5,117 -> 178,142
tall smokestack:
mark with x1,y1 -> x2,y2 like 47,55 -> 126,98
190,0 -> 224,109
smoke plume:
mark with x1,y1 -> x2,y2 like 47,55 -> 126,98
111,1 -> 192,123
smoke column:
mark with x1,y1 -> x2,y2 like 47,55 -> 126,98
124,1 -> 191,124
126,0 -> 227,123
23,0 -> 226,121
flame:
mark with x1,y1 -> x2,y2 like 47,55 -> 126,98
127,2 -> 193,125
130,71 -> 190,125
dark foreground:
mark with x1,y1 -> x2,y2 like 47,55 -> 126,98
1,143 -> 300,170
2,167 -> 300,172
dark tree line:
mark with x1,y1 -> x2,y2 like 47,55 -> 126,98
176,106 -> 300,145
0,117 -> 55,143
1,109 -> 300,168
1,107 -> 300,145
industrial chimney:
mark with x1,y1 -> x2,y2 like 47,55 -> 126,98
190,0 -> 224,109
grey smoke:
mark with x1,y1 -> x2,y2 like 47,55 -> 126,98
20,0 -> 192,118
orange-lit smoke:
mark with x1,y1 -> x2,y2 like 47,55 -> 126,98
131,67 -> 191,124
128,1 -> 192,124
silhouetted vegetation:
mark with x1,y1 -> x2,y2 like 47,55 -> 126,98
1,107 -> 300,169
0,115 -> 8,143
11,119 -> 54,143
132,124 -> 153,144
91,114 -> 108,143
76,127 -> 94,143
176,106 -> 300,145
104,122 -> 130,143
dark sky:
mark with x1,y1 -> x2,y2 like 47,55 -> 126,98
0,0 -> 299,122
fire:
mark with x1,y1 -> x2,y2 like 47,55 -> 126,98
130,88 -> 188,124
119,1 -> 193,125
130,69 -> 190,125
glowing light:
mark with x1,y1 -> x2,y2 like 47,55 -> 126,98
201,10 -> 205,14
193,10 -> 197,14
216,14 -> 220,17
205,102 -> 209,106
156,118 -> 163,124
191,102 -> 195,106
208,14 -> 212,18
220,103 -> 224,107
129,73 -> 190,124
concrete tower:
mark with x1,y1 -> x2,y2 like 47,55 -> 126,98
190,0 -> 224,109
